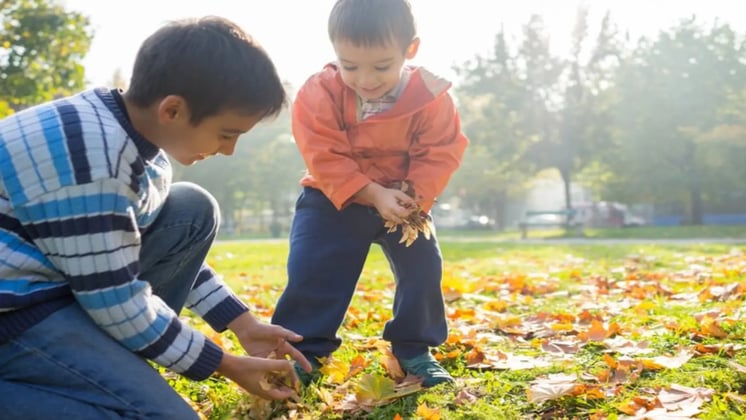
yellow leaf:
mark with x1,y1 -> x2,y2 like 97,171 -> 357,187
354,374 -> 395,404
320,357 -> 350,384
416,402 -> 441,420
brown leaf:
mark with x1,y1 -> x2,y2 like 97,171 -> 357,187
377,345 -> 406,380
541,339 -> 582,355
657,384 -> 715,411
728,360 -> 746,374
454,389 -> 479,405
642,350 -> 693,370
527,374 -> 579,404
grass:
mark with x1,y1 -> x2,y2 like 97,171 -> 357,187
171,238 -> 746,419
430,224 -> 746,241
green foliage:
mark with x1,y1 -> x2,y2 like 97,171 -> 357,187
606,18 -> 746,222
0,0 -> 92,111
452,8 -> 622,222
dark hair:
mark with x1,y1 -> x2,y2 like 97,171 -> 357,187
127,16 -> 286,124
328,0 -> 416,51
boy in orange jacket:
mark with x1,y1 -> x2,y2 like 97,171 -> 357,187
271,0 -> 468,387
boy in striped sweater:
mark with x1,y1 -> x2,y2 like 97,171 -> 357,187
0,16 -> 310,418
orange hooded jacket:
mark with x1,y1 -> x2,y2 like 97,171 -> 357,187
292,63 -> 468,213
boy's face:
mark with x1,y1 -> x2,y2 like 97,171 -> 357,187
333,38 -> 419,100
160,104 -> 263,166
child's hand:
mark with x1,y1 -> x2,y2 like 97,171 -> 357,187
216,353 -> 299,400
356,183 -> 416,223
374,188 -> 417,223
227,312 -> 312,373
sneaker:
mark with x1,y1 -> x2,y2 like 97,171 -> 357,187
294,357 -> 322,386
398,352 -> 455,388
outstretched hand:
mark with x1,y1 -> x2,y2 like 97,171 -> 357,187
228,312 -> 312,373
216,353 -> 300,400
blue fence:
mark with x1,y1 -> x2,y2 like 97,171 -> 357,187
653,213 -> 746,226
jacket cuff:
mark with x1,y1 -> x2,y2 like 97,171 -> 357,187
181,339 -> 223,381
329,174 -> 372,210
202,296 -> 250,332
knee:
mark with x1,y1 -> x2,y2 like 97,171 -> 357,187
169,182 -> 220,237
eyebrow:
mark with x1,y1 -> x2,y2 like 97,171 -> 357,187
222,128 -> 246,134
340,57 -> 395,65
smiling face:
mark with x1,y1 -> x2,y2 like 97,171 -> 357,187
333,38 -> 419,100
153,95 -> 264,166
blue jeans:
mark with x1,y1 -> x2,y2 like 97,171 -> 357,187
272,187 -> 447,360
0,182 -> 219,419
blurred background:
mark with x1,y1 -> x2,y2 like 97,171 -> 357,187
3,0 -> 746,237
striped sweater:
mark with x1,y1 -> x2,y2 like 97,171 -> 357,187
0,88 -> 248,380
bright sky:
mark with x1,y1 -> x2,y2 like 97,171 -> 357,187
64,0 -> 746,90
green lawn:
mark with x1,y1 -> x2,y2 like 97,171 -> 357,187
434,224 -> 746,241
171,239 -> 746,419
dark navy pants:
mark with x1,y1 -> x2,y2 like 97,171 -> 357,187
271,187 -> 447,360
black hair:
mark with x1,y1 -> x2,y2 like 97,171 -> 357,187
328,0 -> 416,51
127,16 -> 286,124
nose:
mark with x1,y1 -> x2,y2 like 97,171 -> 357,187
219,139 -> 238,156
357,71 -> 378,88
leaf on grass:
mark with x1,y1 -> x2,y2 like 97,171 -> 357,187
641,350 -> 693,370
617,396 -> 657,416
466,350 -> 550,370
695,317 -> 729,339
694,343 -> 744,357
602,337 -> 653,356
527,374 -> 579,404
320,357 -> 351,385
354,374 -> 395,405
377,345 -> 406,380
541,338 -> 582,355
584,319 -> 612,342
728,360 -> 746,374
416,402 -> 441,420
454,389 -> 479,405
657,384 -> 714,411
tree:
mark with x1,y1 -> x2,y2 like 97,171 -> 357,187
608,19 -> 746,223
0,0 -> 92,116
452,9 -> 621,224
451,29 -> 533,227
522,9 -> 620,211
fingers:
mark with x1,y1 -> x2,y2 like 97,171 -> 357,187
392,190 -> 416,207
262,325 -> 302,342
261,386 -> 297,401
281,342 -> 313,372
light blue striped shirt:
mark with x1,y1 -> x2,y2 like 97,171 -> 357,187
0,89 -> 247,380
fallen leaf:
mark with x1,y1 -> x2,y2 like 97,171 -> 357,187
527,374 -> 579,404
728,360 -> 746,374
642,350 -> 693,370
416,402 -> 441,420
454,389 -> 479,405
657,384 -> 714,411
354,374 -> 395,405
320,358 -> 351,385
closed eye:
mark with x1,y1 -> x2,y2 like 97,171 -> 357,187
375,66 -> 391,71
342,66 -> 358,71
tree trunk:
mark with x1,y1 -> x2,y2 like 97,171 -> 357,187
493,191 -> 506,229
559,168 -> 573,211
689,186 -> 704,225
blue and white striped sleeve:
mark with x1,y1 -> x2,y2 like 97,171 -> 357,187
185,264 -> 250,332
13,178 -> 223,380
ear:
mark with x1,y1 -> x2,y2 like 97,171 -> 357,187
405,37 -> 420,60
156,95 -> 189,124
